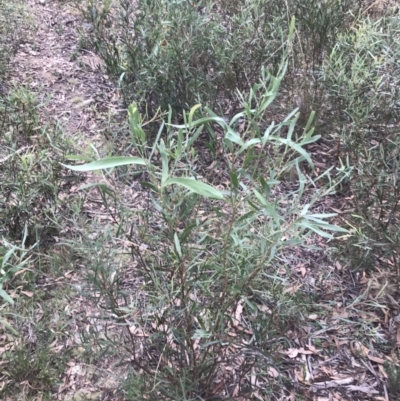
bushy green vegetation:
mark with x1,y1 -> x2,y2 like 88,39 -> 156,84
76,0 -> 361,116
64,59 -> 349,398
0,0 -> 30,81
1,0 -> 400,399
0,78 -> 78,401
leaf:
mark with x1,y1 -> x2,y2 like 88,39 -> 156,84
61,156 -> 146,171
0,318 -> 19,336
276,137 -> 314,167
238,138 -> 261,154
159,140 -> 169,185
0,288 -> 13,304
164,178 -> 223,199
168,115 -> 226,129
128,101 -> 146,143
188,104 -> 202,126
253,189 -> 280,222
174,233 -> 182,258
225,126 -> 244,146
298,221 -> 337,239
230,171 -> 239,190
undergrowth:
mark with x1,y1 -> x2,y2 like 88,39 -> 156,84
0,0 -> 400,400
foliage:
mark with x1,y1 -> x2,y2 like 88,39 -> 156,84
0,314 -> 68,400
1,0 -> 400,398
0,0 -> 29,81
0,86 -> 77,248
283,0 -> 361,119
64,61 -> 347,399
75,0 -> 291,114
0,234 -> 32,305
322,12 -> 400,271
75,0 -> 364,120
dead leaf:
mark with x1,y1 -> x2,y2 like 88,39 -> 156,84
378,363 -> 388,378
306,344 -> 320,354
352,341 -> 369,357
20,291 -> 33,297
286,348 -> 299,358
332,308 -> 349,319
257,304 -> 272,314
233,300 -> 243,327
285,347 -> 313,358
311,377 -> 354,390
346,383 -> 379,394
283,284 -> 302,294
367,354 -> 385,364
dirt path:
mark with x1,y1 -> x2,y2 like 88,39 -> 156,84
9,0 -> 121,148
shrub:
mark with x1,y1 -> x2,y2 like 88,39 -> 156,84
64,56 -> 347,399
76,0 -> 290,114
322,12 -> 400,270
0,86 -> 77,248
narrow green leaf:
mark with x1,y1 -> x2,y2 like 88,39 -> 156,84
168,116 -> 226,129
174,233 -> 182,258
304,111 -> 316,132
159,140 -> 169,185
253,189 -> 280,222
0,288 -> 13,304
277,138 -> 313,167
262,122 -> 275,145
128,101 -> 141,123
288,16 -> 296,42
150,120 -> 165,160
238,138 -> 261,154
0,318 -> 19,336
188,104 -> 202,126
2,247 -> 16,267
230,171 -> 239,190
61,156 -> 146,171
225,126 -> 244,146
128,101 -> 146,143
179,223 -> 197,244
165,178 -> 223,199
298,222 -> 334,239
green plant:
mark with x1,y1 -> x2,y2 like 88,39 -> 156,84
2,85 -> 41,138
322,12 -> 400,272
283,0 -> 361,121
76,0 -> 289,115
0,0 -> 29,80
0,86 -> 78,248
0,336 -> 66,399
0,232 -> 35,335
64,52 -> 348,399
0,233 -> 33,303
